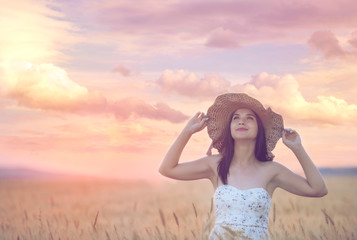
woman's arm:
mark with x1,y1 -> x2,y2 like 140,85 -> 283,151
159,112 -> 216,181
272,128 -> 328,197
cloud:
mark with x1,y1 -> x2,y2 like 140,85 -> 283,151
348,30 -> 357,48
57,0 -> 357,55
112,64 -> 131,76
308,30 -> 357,60
155,68 -> 357,125
111,98 -> 188,123
294,63 -> 357,104
0,0 -> 80,62
205,28 -> 240,49
1,61 -> 106,113
231,72 -> 357,125
0,61 -> 188,123
157,70 -> 230,99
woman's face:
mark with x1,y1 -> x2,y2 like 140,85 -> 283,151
230,108 -> 258,141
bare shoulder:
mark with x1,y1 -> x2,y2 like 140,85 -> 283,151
262,161 -> 296,188
270,161 -> 290,174
258,160 -> 282,170
268,161 -> 285,169
258,161 -> 287,178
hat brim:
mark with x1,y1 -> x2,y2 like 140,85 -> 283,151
206,93 -> 284,158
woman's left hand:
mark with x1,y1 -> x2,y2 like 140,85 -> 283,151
282,128 -> 302,150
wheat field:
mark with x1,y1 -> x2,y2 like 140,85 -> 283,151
0,176 -> 356,240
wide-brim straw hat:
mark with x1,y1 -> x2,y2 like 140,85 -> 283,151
206,93 -> 284,159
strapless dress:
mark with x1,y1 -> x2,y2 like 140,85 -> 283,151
209,185 -> 272,240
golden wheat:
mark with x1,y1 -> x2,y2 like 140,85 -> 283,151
0,177 -> 356,240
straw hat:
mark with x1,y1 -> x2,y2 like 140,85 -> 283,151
206,93 -> 284,159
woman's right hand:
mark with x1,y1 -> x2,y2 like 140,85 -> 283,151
184,112 -> 208,135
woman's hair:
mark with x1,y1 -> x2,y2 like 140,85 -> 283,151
217,110 -> 270,185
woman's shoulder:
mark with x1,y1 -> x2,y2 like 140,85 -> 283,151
258,160 -> 286,175
258,160 -> 283,167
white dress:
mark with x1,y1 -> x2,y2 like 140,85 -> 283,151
209,185 -> 272,240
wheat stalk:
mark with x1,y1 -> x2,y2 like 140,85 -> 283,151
92,211 -> 99,231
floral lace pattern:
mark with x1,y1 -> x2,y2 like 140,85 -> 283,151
209,185 -> 272,240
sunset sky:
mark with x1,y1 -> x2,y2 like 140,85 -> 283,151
0,0 -> 356,180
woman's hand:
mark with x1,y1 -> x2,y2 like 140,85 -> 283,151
282,128 -> 302,151
184,112 -> 208,135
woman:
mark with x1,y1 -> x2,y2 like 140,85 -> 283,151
159,93 -> 327,240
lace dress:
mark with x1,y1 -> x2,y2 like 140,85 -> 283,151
209,185 -> 272,240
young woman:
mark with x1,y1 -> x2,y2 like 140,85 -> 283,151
159,93 -> 327,240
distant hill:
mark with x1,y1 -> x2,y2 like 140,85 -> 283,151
319,167 -> 357,176
0,166 -> 356,180
0,167 -> 78,179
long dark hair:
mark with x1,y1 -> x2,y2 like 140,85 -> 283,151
217,111 -> 270,184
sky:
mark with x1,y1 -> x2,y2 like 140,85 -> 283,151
0,0 -> 356,181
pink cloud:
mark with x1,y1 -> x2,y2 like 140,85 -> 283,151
112,64 -> 131,76
0,61 -> 188,123
205,28 -> 240,49
348,30 -> 357,48
157,70 -> 230,99
308,30 -> 357,60
8,115 -> 169,153
1,62 -> 107,113
111,98 -> 188,123
295,65 -> 357,105
308,31 -> 345,58
231,72 -> 357,125
0,133 -> 147,169
59,0 -> 357,53
156,68 -> 357,125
